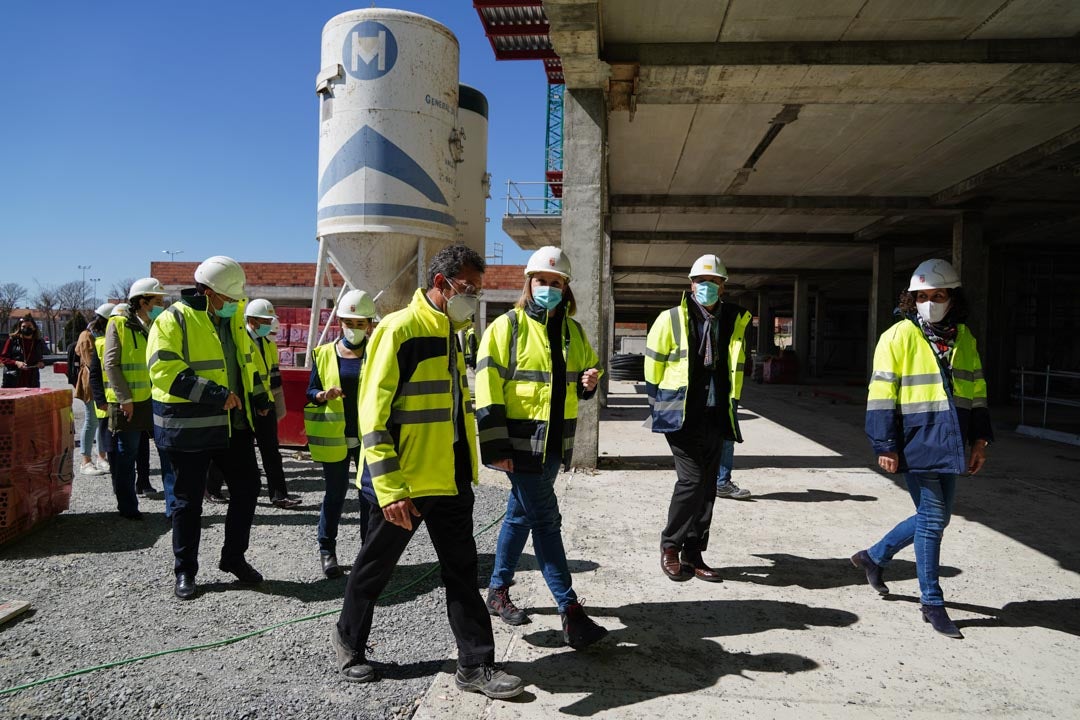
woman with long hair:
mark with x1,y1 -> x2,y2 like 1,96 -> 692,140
1,316 -> 47,388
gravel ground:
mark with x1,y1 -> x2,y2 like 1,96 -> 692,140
0,372 -> 511,720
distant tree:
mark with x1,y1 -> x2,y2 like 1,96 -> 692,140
109,277 -> 137,304
63,313 -> 88,349
34,284 -> 59,349
0,282 -> 27,332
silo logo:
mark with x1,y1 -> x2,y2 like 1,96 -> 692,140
343,21 -> 398,79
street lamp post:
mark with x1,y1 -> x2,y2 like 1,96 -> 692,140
77,264 -> 91,307
162,249 -> 184,262
90,277 -> 100,305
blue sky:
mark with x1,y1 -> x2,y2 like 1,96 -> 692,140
0,1 -> 548,299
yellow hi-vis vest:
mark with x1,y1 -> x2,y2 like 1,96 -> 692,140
104,315 -> 152,404
93,335 -> 108,419
304,342 -> 349,463
147,294 -> 264,451
644,294 -> 751,434
358,288 -> 477,507
474,306 -> 602,473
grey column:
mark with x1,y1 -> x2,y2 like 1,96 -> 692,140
756,290 -> 773,357
793,275 -> 810,380
814,291 -> 827,377
868,242 -> 895,377
952,212 -> 988,349
561,88 -> 606,468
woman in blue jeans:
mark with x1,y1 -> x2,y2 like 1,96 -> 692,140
855,259 -> 992,639
474,246 -> 608,650
305,290 -> 374,579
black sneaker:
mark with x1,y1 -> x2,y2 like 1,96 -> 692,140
486,586 -> 529,626
218,557 -> 263,585
561,601 -> 608,650
454,663 -> 524,699
330,627 -> 376,682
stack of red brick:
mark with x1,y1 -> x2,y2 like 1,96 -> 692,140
275,308 -> 340,367
0,388 -> 74,546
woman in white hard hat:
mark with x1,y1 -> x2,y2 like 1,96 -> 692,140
474,246 -> 609,650
855,258 -> 992,639
305,289 -> 375,578
72,303 -> 114,476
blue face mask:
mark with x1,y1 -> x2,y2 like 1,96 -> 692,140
255,323 -> 272,337
216,300 -> 239,318
148,306 -> 164,322
533,286 -> 563,310
694,281 -> 719,306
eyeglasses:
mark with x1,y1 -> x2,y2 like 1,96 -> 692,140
447,276 -> 483,299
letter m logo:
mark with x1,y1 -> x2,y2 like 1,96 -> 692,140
352,30 -> 386,72
343,21 -> 397,80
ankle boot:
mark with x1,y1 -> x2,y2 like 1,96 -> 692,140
921,604 -> 963,639
561,601 -> 608,649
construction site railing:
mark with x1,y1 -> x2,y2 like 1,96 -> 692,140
505,180 -> 562,217
1012,366 -> 1080,445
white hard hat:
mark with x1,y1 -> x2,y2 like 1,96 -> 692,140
194,255 -> 246,299
110,303 -> 129,317
909,259 -> 961,291
245,298 -> 276,319
525,246 -> 572,281
95,303 -> 116,319
688,254 -> 728,280
128,277 -> 166,300
337,289 -> 376,319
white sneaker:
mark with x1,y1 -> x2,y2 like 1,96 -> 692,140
95,458 -> 111,472
80,463 -> 105,476
716,481 -> 752,500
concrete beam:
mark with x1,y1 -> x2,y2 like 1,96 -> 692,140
543,0 -> 607,89
612,230 -> 862,246
611,194 -> 950,216
613,265 -> 868,276
603,39 -> 1080,67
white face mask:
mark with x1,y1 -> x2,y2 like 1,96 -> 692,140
342,327 -> 366,345
445,293 -> 478,324
917,300 -> 951,324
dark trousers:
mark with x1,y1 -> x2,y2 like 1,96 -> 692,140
136,430 -> 151,489
319,446 -> 370,555
252,411 -> 288,500
336,482 -> 495,667
109,430 -> 142,516
166,427 -> 260,577
661,422 -> 726,553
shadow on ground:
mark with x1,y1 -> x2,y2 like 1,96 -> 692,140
882,594 -> 1080,637
510,598 -> 853,715
722,553 -> 959,590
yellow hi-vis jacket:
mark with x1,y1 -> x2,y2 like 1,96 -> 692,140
93,335 -> 108,419
248,330 -> 281,399
866,318 -> 993,474
103,315 -> 152,404
146,291 -> 269,451
357,288 -> 477,507
304,342 -> 349,463
644,293 -> 751,435
474,306 -> 602,473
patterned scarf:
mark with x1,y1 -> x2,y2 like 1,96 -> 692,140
912,312 -> 958,373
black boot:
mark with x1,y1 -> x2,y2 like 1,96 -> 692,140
921,604 -> 963,639
561,601 -> 608,650
330,627 -> 376,682
850,550 -> 889,594
486,586 -> 529,625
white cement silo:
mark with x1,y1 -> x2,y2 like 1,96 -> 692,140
455,85 -> 490,257
316,9 -> 460,313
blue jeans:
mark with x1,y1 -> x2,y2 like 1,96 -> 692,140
868,472 -> 957,606
79,401 -> 99,459
318,446 -> 369,555
109,430 -> 142,516
715,439 -> 734,488
489,453 -> 577,612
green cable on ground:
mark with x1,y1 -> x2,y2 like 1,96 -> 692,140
0,510 -> 506,698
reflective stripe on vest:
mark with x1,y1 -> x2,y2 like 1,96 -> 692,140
304,343 -> 348,463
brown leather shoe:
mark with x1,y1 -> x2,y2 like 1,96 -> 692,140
681,550 -> 724,583
661,549 -> 693,582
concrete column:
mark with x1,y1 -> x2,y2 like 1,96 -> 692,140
868,242 -> 895,377
561,88 -> 606,468
814,291 -> 826,377
952,211 -> 988,349
793,275 -> 810,380
478,299 -> 488,337
756,291 -> 773,357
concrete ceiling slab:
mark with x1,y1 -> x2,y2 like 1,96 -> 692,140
970,0 -> 1080,39
601,0 -> 731,43
608,105 -> 695,193
717,0 -> 868,42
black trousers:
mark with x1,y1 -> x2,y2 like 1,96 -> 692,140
661,421 -> 726,553
336,482 -> 495,667
252,411 -> 288,500
166,427 -> 260,577
136,430 -> 151,489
